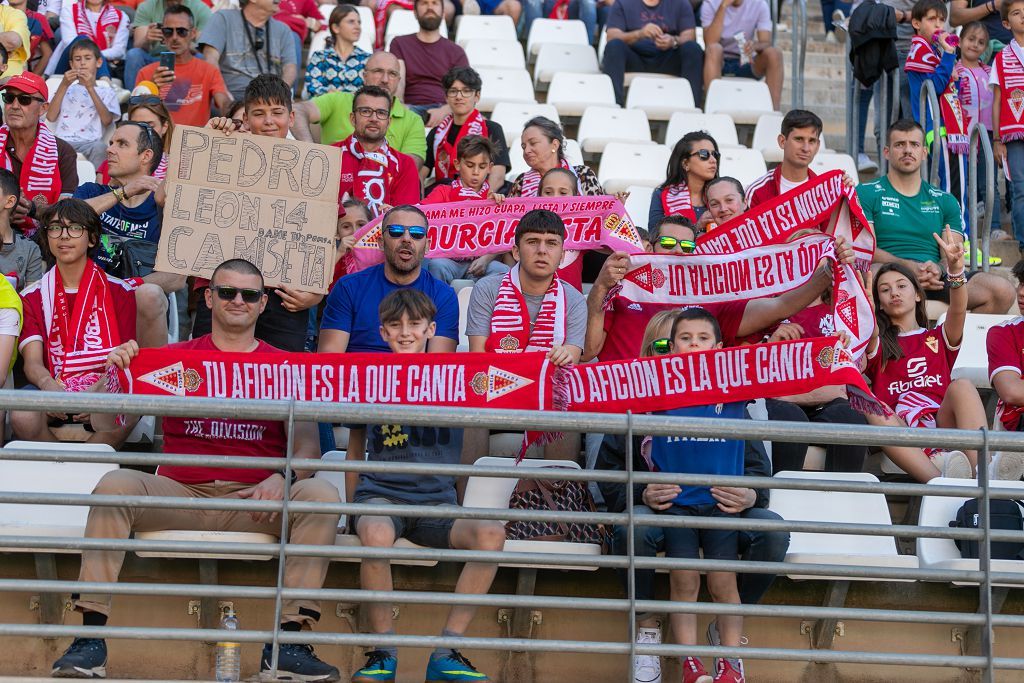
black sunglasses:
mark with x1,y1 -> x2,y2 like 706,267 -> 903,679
161,26 -> 190,37
2,92 -> 43,106
253,27 -> 265,51
687,149 -> 721,161
117,120 -> 158,147
385,224 -> 427,240
128,94 -> 162,107
212,286 -> 263,303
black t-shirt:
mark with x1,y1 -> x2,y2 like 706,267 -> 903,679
425,117 -> 512,171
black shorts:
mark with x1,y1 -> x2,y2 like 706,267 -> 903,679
924,271 -> 978,304
192,286 -> 308,352
353,496 -> 456,549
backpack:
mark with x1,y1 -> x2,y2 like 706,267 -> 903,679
506,470 -> 609,549
949,498 -> 1024,560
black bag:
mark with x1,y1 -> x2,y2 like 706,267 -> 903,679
115,238 -> 158,279
950,498 -> 1024,560
506,470 -> 608,548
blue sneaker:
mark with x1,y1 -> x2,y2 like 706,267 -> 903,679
351,650 -> 397,682
52,638 -> 107,678
425,650 -> 489,682
261,643 -> 340,682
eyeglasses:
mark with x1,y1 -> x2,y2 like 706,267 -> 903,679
253,26 -> 265,51
128,94 -> 162,107
45,223 -> 85,238
385,224 -> 427,240
650,338 -> 672,355
366,67 -> 401,79
161,26 -> 190,37
1,92 -> 43,106
658,236 -> 696,253
354,106 -> 390,120
212,286 -> 263,303
687,149 -> 721,161
446,87 -> 477,99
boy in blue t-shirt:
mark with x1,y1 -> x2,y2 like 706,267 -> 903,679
648,307 -> 746,683
346,288 -> 501,683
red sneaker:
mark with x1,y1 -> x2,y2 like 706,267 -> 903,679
713,659 -> 745,683
681,656 -> 713,683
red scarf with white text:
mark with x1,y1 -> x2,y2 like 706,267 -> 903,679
0,123 -> 62,232
72,1 -> 122,50
905,34 -> 940,74
486,265 -> 566,353
942,72 -> 969,154
660,183 -> 697,222
432,110 -> 488,180
995,42 -> 1024,142
338,135 -> 402,217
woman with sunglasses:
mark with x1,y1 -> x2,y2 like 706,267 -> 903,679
305,4 -> 369,97
649,131 -> 720,233
95,99 -> 172,184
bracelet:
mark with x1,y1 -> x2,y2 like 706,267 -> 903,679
946,269 -> 966,279
949,275 -> 968,289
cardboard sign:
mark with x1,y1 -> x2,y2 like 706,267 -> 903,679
156,126 -> 341,293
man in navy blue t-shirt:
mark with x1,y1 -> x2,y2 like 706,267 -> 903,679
602,0 -> 705,105
318,204 -> 459,353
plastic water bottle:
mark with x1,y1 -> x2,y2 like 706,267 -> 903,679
215,609 -> 241,682
734,32 -> 749,66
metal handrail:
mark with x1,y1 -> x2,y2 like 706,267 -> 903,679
790,0 -> 807,110
966,120 -> 996,272
920,78 -> 943,186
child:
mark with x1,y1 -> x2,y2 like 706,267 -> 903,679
0,169 -> 42,288
45,39 -> 119,167
988,260 -> 1024,436
347,288 -> 502,683
905,0 -> 956,189
538,166 -> 586,290
331,198 -> 369,290
992,0 -> 1024,260
424,136 -> 510,284
646,307 -> 746,683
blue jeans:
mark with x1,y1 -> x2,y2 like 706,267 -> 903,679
602,38 -> 704,106
124,47 -> 157,90
521,0 -> 607,43
820,0 -> 850,32
1004,140 -> 1024,247
427,257 -> 509,284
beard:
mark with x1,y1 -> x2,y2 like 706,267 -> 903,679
417,13 -> 442,31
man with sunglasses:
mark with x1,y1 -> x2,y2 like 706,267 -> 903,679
125,0 -> 212,90
135,5 -> 229,127
54,258 -> 344,682
0,72 -> 79,233
319,204 -> 459,353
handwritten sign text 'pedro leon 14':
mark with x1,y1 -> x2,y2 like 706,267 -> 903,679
156,126 -> 342,293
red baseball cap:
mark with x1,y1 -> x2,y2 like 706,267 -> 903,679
4,72 -> 47,100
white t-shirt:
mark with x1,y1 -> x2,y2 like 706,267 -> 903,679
0,307 -> 20,338
779,175 -> 807,194
50,82 -> 121,143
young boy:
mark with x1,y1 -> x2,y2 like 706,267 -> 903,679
992,0 -> 1024,262
649,307 -> 746,683
424,135 -> 510,284
905,0 -> 956,188
45,39 -> 119,167
0,169 -> 42,289
347,288 -> 503,683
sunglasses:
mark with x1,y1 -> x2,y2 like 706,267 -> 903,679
385,224 -> 427,240
128,94 -> 162,107
117,120 -> 158,147
687,149 -> 721,161
650,338 -> 672,355
45,223 -> 85,238
254,26 -> 265,51
212,286 -> 263,303
2,92 -> 43,106
658,236 -> 696,253
161,26 -> 190,37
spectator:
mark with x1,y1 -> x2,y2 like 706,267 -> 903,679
0,266 -> 21,442
125,0 -> 212,90
858,119 -> 1014,313
704,174 -> 746,226
194,75 -> 324,352
11,199 -> 137,447
346,288 -> 502,683
905,0 -> 955,126
649,131 -> 719,232
522,0 -> 609,45
424,66 -> 511,190
602,0 -> 704,105
336,85 -> 421,216
98,98 -> 172,183
822,0 -> 851,42
988,263 -> 1024,455
330,197 -> 369,289
199,0 -> 298,102
319,204 -> 458,353
0,168 -> 42,288
538,167 -> 588,290
8,0 -> 50,77
390,0 -> 469,126
0,73 -> 79,233
273,0 -> 323,80
46,39 -> 120,168
951,0 -> 1011,48
50,258 -> 343,682
49,0 -> 128,78
136,6 -> 230,127
701,0 -> 783,110
992,0 -> 1024,264
507,116 -> 602,196
0,1 -> 30,80
293,50 -> 428,163
465,0 -> 522,33
305,4 -> 370,97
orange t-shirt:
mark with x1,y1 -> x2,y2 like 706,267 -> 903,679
137,57 -> 228,128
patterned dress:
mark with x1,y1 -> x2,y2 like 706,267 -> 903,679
304,45 -> 370,97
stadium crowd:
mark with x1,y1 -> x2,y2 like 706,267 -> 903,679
0,0 -> 1021,681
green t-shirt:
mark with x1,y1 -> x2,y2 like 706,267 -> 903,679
133,0 -> 213,55
856,176 -> 964,264
313,92 -> 427,161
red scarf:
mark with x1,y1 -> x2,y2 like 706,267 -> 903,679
338,135 -> 402,217
518,159 -> 576,197
995,42 -> 1024,142
372,0 -> 413,48
942,73 -> 969,154
905,35 -> 940,74
548,0 -> 569,19
952,63 -> 990,154
451,178 -> 489,198
486,265 -> 566,353
42,260 -> 120,390
432,110 -> 488,180
72,1 -> 122,50
0,123 -> 62,232
660,183 -> 697,222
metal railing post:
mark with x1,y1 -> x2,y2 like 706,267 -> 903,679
791,0 -> 807,110
967,122 -> 996,272
268,398 -> 299,674
846,39 -> 857,159
625,411 -> 636,682
978,428 -> 994,683
920,80 -> 942,186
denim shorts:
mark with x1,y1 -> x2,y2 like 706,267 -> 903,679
660,503 -> 739,561
353,496 -> 456,549
722,57 -> 757,80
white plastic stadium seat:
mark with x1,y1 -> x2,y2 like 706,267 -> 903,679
563,138 -> 584,166
623,185 -> 655,230
718,147 -> 768,189
489,102 -> 561,146
752,113 -> 784,163
704,78 -> 776,124
918,478 -> 1024,585
454,14 -> 517,46
951,314 -> 1019,389
811,153 -> 859,182
577,106 -> 652,154
665,111 -> 741,149
526,18 -> 589,59
385,8 -> 446,48
534,43 -> 599,87
0,442 -> 118,552
464,39 -> 525,70
477,68 -> 536,112
625,76 -> 699,121
546,73 -> 616,117
457,286 -> 473,350
309,30 -> 329,58
76,158 -> 97,186
768,471 -> 918,580
598,143 -> 671,194
464,456 -> 602,570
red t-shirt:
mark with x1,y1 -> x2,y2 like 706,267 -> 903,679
422,183 -> 487,204
599,298 -> 745,361
336,137 -> 422,209
784,302 -> 836,338
389,34 -> 469,106
137,58 -> 228,128
865,324 -> 959,414
157,335 -> 289,485
274,0 -> 322,41
988,317 -> 1024,430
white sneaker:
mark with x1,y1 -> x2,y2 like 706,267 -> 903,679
857,153 -> 878,173
993,451 -> 1024,481
706,620 -> 747,677
825,31 -> 837,43
634,626 -> 662,683
832,9 -> 849,42
942,450 -> 974,479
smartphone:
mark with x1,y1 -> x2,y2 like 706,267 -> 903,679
159,51 -> 175,73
